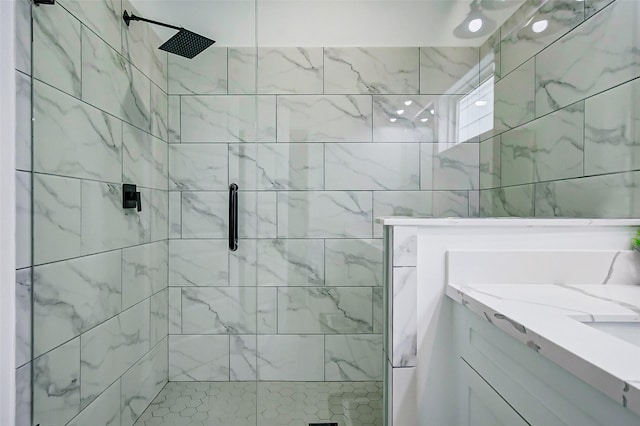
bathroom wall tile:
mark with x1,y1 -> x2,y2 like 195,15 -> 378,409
168,95 -> 181,143
277,95 -> 372,142
121,340 -> 168,426
150,189 -> 169,241
81,300 -> 150,408
229,239 -> 258,286
256,239 -> 324,287
325,143 -> 420,190
535,0 -> 640,116
169,335 -> 230,381
33,337 -> 81,426
169,239 -> 228,287
15,171 -> 31,269
237,192 -> 276,239
258,47 -> 323,94
230,335 -> 258,381
182,287 -> 257,334
16,362 -> 31,426
59,0 -> 121,52
122,241 -> 168,309
373,192 -> 432,237
150,290 -> 169,347
325,239 -> 382,287
392,227 -> 417,267
15,71 -> 31,171
181,191 -> 227,238
479,185 -> 535,217
33,174 -> 81,265
392,267 -> 416,367
277,191 -> 373,238
500,0 -> 584,78
469,191 -> 480,217
81,180 -> 150,254
257,335 -> 324,381
324,47 -> 419,94
257,288 -> 277,334
373,287 -> 383,334
585,0 -> 616,18
123,123 -> 168,190
432,191 -> 471,218
229,144 -> 324,191
33,2 -> 81,97
15,269 -> 31,368
151,83 -> 168,141
33,250 -> 122,357
67,379 -> 120,426
169,191 -> 181,238
501,102 -> 584,186
422,143 -> 480,190
494,58 -> 534,134
170,144 -> 228,190
83,28 -> 151,131
278,287 -> 372,334
420,47 -> 479,94
228,47 -> 257,94
585,78 -> 640,175
15,0 -> 31,75
33,81 -> 123,182
535,172 -> 640,218
169,47 -> 227,94
181,95 -> 276,142
325,335 -> 383,381
169,287 -> 182,334
480,136 -> 501,190
480,29 -> 500,82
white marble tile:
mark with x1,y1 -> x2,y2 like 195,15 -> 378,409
277,95 -> 372,142
33,337 -> 81,426
479,185 -> 535,217
392,267 -> 416,367
326,143 -> 420,191
168,287 -> 182,334
33,174 -> 81,265
33,2 -> 81,97
432,191 -> 471,218
169,46 -> 227,94
181,191 -> 226,238
168,191 -> 181,238
324,47 -> 419,94
168,95 -> 181,143
33,250 -> 121,357
15,362 -> 31,426
81,300 -> 150,408
278,287 -> 373,334
14,0 -> 31,75
535,0 -> 640,117
169,335 -> 229,381
277,191 -> 373,238
422,143 -> 480,190
15,71 -> 31,171
121,341 -> 168,426
373,287 -> 383,334
256,239 -> 324,287
82,27 -> 151,131
228,47 -> 257,95
15,269 -> 31,368
392,367 -> 417,426
257,335 -> 324,381
34,81 -> 123,182
169,239 -> 228,287
373,192 -> 432,238
229,239 -> 258,287
258,47 -> 323,94
59,0 -> 121,52
150,189 -> 168,241
534,172 -> 640,218
170,144 -> 227,190
122,241 -> 168,309
480,136 -> 501,190
501,103 -> 584,186
123,123 -> 168,190
15,171 -> 31,269
230,335 -> 257,381
325,335 -> 383,381
237,192 -> 277,239
257,287 -> 277,334
81,180 -> 150,254
67,379 -> 120,426
182,287 -> 257,334
151,83 -> 168,141
469,190 -> 480,217
393,227 -> 417,267
585,78 -> 640,175
151,290 -> 169,347
372,95 -> 444,142
325,239 -> 382,287
419,47 -> 479,94
494,58 -> 534,134
181,95 -> 276,142
585,0 -> 616,18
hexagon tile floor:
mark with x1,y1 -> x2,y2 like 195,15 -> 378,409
133,381 -> 382,426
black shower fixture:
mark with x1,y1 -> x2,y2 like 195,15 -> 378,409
123,10 -> 215,59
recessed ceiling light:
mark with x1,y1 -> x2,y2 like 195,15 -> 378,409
532,19 -> 548,33
390,118 -> 397,123
420,118 -> 429,123
404,100 -> 413,106
475,100 -> 488,107
468,18 -> 483,33
430,109 -> 435,115
397,109 -> 405,115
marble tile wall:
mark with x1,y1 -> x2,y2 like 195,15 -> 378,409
17,1 -> 170,425
168,45 -> 481,383
481,0 -> 640,218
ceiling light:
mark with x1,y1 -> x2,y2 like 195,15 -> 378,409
453,0 -> 497,39
397,109 -> 405,115
475,100 -> 488,107
532,19 -> 548,33
404,100 -> 413,106
420,118 -> 429,123
468,18 -> 483,33
390,118 -> 397,123
430,109 -> 435,115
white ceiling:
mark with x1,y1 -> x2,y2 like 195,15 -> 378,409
129,0 -> 525,47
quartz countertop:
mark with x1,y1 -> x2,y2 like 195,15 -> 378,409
446,282 -> 640,416
377,217 -> 640,227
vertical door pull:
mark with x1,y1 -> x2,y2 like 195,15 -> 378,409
229,183 -> 238,251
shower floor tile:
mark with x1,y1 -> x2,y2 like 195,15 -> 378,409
133,381 -> 382,426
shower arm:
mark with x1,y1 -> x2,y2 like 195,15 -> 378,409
123,11 -> 182,31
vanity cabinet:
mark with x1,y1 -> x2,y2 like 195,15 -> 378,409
454,303 -> 640,426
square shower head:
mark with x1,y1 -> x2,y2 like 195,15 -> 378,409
159,28 -> 215,59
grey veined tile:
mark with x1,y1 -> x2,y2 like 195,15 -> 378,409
169,144 -> 228,190
181,287 -> 257,334
58,0 -> 122,53
325,335 -> 383,381
123,123 -> 168,191
420,47 -> 479,94
258,47 -> 323,94
169,335 -> 229,381
325,239 -> 383,287
257,335 -> 324,381
421,143 -> 480,190
169,46 -> 227,95
479,186 -> 534,217
256,239 -> 325,287
493,59 -> 534,134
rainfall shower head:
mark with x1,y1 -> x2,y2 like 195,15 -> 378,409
123,11 -> 215,59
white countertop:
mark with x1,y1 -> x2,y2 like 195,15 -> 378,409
377,217 -> 640,227
446,282 -> 640,416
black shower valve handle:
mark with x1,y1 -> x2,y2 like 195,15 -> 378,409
122,183 -> 142,212
136,191 -> 142,212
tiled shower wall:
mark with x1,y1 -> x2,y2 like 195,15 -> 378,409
166,46 -> 482,382
480,0 -> 640,217
15,0 -> 170,425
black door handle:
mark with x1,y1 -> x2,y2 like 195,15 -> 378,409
229,183 -> 238,251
